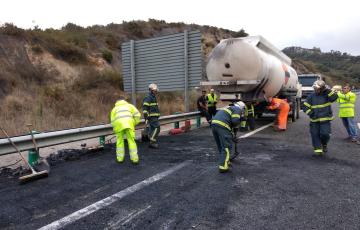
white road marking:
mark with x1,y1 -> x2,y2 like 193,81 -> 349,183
106,205 -> 152,229
238,123 -> 273,139
122,205 -> 151,225
38,161 -> 190,230
358,123 -> 360,130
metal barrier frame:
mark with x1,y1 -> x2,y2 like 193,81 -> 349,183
0,112 -> 200,156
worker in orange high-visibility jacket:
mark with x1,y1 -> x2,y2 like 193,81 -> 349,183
267,97 -> 290,131
110,96 -> 141,164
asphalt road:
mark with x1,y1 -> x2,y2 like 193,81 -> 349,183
1,98 -> 360,230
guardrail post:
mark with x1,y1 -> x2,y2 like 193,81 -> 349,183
99,136 -> 105,146
28,130 -> 39,166
174,112 -> 181,128
196,116 -> 201,128
28,148 -> 38,166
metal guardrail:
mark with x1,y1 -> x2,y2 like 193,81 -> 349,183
0,111 -> 201,156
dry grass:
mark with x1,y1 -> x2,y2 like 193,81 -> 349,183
0,20 -> 244,137
0,75 -> 199,138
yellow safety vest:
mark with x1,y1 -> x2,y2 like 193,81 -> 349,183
207,94 -> 217,107
110,100 -> 141,132
337,91 -> 356,117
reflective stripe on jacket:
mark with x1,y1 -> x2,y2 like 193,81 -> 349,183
245,104 -> 255,117
337,91 -> 356,117
207,93 -> 217,107
111,100 -> 141,133
303,89 -> 338,123
142,92 -> 160,118
211,106 -> 242,131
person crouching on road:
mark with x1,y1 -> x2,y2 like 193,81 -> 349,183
303,80 -> 338,156
336,83 -> 360,144
110,96 -> 141,164
211,101 -> 245,172
143,83 -> 161,149
266,97 -> 290,131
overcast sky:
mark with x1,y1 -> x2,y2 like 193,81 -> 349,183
1,0 -> 359,55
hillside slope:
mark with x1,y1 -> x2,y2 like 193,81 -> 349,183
284,47 -> 360,87
0,20 -> 247,136
1,20 -> 358,136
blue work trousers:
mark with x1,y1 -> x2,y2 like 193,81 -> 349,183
148,117 -> 160,143
310,121 -> 331,152
341,117 -> 358,138
211,125 -> 233,168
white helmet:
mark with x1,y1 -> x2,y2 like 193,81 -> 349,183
234,101 -> 245,110
149,83 -> 158,91
312,80 -> 325,90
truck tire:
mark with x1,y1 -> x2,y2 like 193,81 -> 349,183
291,99 -> 297,122
296,98 -> 300,119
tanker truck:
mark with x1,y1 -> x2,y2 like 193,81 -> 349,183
201,36 -> 302,121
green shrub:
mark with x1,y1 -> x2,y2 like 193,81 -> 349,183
123,21 -> 144,38
231,29 -> 248,38
31,44 -> 43,54
105,34 -> 119,50
73,68 -> 122,91
102,50 -> 113,63
48,38 -> 87,64
0,23 -> 25,37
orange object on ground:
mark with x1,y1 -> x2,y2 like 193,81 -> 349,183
180,120 -> 192,132
267,98 -> 290,130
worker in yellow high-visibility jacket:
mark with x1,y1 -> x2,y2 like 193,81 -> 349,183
207,88 -> 218,117
336,83 -> 359,144
110,96 -> 141,164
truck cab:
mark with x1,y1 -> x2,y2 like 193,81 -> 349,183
298,74 -> 322,99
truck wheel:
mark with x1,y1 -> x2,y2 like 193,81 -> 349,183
291,100 -> 297,122
296,98 -> 300,119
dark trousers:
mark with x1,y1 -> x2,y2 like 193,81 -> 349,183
199,108 -> 211,122
247,117 -> 255,130
208,106 -> 217,118
310,121 -> 331,152
148,118 -> 160,143
211,125 -> 233,168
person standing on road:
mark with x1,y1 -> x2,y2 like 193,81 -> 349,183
303,80 -> 338,156
336,83 -> 360,144
143,83 -> 161,149
110,96 -> 141,164
207,89 -> 218,118
197,90 -> 211,124
266,97 -> 290,131
211,101 -> 245,172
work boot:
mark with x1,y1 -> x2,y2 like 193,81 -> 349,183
218,166 -> 229,173
116,159 -> 124,163
322,145 -> 328,153
312,149 -> 323,157
218,163 -> 230,172
149,142 -> 159,149
351,138 -> 360,145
